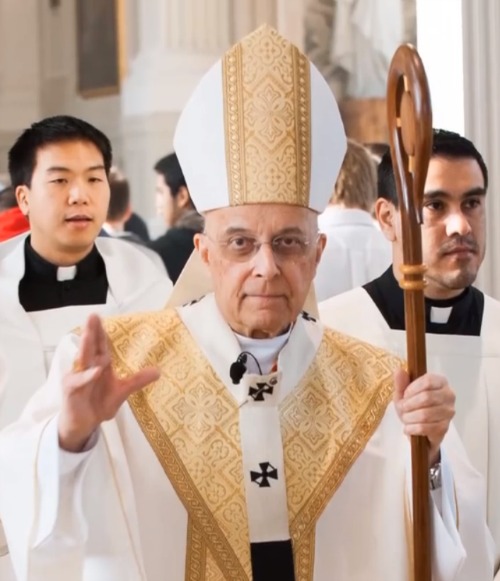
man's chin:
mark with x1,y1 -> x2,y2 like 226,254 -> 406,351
433,270 -> 478,292
242,313 -> 292,339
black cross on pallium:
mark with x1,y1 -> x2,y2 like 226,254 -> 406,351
249,381 -> 274,401
250,462 -> 278,488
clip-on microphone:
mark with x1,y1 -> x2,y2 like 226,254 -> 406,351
230,353 -> 248,385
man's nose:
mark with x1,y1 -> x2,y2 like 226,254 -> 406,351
252,243 -> 280,278
68,182 -> 90,204
445,210 -> 472,238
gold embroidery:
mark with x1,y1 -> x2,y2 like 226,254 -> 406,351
222,25 -> 311,207
206,549 -> 225,581
107,312 -> 251,580
295,528 -> 316,581
284,332 -> 398,576
104,309 -> 398,580
186,520 -> 207,581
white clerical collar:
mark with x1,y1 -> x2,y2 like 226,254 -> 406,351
56,265 -> 77,281
430,306 -> 453,324
235,328 -> 292,374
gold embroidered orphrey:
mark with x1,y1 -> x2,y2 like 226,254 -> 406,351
222,26 -> 311,208
104,309 -> 398,581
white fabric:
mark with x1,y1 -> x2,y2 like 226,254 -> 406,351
101,228 -> 167,274
0,233 -> 172,430
56,266 -> 77,281
0,235 -> 172,581
430,306 -> 453,324
174,30 -> 347,214
239,372 -> 290,543
314,207 -> 391,301
0,351 -> 6,560
236,330 -> 290,374
0,294 -> 493,580
28,302 -> 117,375
331,0 -> 404,98
320,288 -> 500,578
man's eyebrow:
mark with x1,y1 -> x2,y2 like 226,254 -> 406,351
220,226 -> 308,236
46,166 -> 71,173
45,164 -> 106,173
273,226 -> 308,236
221,226 -> 253,236
423,188 -> 486,200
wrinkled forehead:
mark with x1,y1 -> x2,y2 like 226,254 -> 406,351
203,204 -> 319,235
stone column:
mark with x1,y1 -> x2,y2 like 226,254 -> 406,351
0,0 -> 42,171
416,0 -> 500,299
120,0 -> 234,222
416,0 -> 465,134
276,0 -> 305,50
462,0 -> 500,298
231,0 -> 278,40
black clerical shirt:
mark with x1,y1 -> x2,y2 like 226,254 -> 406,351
363,267 -> 484,336
18,238 -> 108,312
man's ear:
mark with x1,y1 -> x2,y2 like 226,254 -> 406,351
123,204 -> 133,222
16,185 -> 30,216
176,186 -> 191,210
194,232 -> 209,265
315,232 -> 327,266
375,197 -> 398,242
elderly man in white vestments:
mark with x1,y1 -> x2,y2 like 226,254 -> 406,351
0,115 -> 172,579
320,128 -> 500,577
0,28 -> 493,581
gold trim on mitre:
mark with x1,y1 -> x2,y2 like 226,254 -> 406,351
222,25 -> 311,207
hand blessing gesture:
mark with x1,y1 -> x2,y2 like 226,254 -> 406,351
58,314 -> 160,452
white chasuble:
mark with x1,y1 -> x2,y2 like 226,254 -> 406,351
0,295 -> 493,580
320,288 -> 500,578
0,235 -> 172,580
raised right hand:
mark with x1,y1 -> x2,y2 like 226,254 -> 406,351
58,314 -> 160,452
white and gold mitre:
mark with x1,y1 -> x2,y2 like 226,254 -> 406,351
174,25 -> 347,214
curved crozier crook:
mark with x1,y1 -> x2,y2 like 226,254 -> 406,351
387,43 -> 433,229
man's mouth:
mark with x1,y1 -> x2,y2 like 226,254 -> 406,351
65,215 -> 92,222
443,246 -> 476,256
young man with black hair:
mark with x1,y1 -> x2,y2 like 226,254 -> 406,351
0,115 -> 172,423
320,128 -> 500,577
0,115 -> 172,577
149,152 -> 204,282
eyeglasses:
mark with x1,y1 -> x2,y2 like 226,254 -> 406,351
205,232 -> 318,262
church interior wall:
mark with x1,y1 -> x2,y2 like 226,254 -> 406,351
1,0 -> 500,296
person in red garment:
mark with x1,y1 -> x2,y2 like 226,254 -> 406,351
0,186 -> 29,242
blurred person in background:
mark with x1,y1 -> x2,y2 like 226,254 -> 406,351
314,139 -> 391,301
364,141 -> 390,164
0,185 -> 29,243
125,210 -> 150,243
364,142 -> 390,226
149,152 -> 204,283
103,167 -> 166,272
